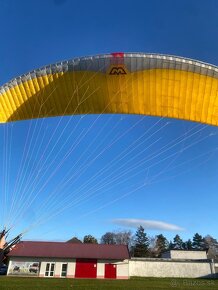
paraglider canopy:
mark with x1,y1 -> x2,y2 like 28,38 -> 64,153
0,52 -> 218,125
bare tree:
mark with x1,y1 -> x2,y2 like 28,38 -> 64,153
114,230 -> 132,246
100,232 -> 116,244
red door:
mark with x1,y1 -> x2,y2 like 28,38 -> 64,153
104,263 -> 117,279
75,259 -> 97,278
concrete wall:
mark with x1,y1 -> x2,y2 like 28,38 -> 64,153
117,260 -> 129,279
129,258 -> 214,278
214,263 -> 218,276
162,250 -> 207,260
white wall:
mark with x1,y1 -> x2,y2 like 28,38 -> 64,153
97,260 -> 129,279
8,257 -> 128,279
214,263 -> 218,275
117,260 -> 129,279
169,250 -> 207,260
129,258 -> 214,278
39,259 -> 76,278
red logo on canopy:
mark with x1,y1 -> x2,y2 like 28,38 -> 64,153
111,52 -> 124,58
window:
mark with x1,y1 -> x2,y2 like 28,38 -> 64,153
45,263 -> 55,277
61,263 -> 68,277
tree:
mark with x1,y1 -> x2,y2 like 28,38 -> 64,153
113,230 -> 132,246
100,232 -> 116,244
203,235 -> 218,259
101,230 -> 133,246
146,236 -> 157,258
172,235 -> 183,249
168,241 -> 174,250
155,234 -> 169,257
192,233 -> 205,250
133,226 -> 149,257
182,239 -> 193,250
83,235 -> 98,244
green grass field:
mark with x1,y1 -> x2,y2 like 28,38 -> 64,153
0,277 -> 217,290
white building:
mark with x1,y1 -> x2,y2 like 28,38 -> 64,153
7,241 -> 129,279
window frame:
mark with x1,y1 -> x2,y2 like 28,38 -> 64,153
44,262 -> 56,277
60,263 -> 68,277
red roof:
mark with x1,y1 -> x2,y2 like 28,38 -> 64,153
8,241 -> 130,260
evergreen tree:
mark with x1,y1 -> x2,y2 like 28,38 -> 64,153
155,234 -> 169,257
172,234 -> 183,249
83,235 -> 98,244
168,241 -> 174,250
133,226 -> 149,257
192,233 -> 205,250
182,239 -> 193,250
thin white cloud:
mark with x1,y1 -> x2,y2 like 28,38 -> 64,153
112,218 -> 184,232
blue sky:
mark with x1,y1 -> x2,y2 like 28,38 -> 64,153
0,0 -> 218,243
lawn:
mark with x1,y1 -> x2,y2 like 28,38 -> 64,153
0,277 -> 217,290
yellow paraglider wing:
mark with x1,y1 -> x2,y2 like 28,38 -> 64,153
0,53 -> 218,125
